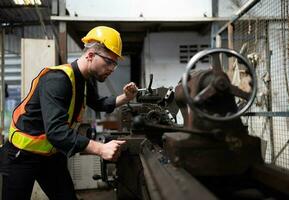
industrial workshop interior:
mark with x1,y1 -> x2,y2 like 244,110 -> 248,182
1,0 -> 289,199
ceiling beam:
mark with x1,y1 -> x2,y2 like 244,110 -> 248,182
51,16 -> 229,22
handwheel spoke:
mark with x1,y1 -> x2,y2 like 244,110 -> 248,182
229,84 -> 251,101
193,84 -> 217,105
211,53 -> 223,73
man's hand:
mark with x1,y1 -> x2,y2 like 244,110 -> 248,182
99,140 -> 126,161
84,140 -> 126,161
123,82 -> 138,101
116,82 -> 138,107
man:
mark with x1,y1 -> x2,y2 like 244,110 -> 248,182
0,26 -> 138,199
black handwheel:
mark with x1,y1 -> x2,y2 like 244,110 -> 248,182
182,48 -> 257,121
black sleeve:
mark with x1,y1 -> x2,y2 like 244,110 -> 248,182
86,78 -> 116,113
39,70 -> 89,157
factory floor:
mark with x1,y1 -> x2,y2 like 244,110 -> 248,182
76,189 -> 116,200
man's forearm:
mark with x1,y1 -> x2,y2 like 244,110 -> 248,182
116,93 -> 130,107
84,140 -> 102,155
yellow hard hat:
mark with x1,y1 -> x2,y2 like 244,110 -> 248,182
81,26 -> 123,59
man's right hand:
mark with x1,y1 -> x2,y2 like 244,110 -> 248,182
84,139 -> 126,161
99,140 -> 126,161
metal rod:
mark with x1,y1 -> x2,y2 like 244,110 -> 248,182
137,88 -> 147,92
58,0 -> 67,64
272,140 -> 289,164
227,23 -> 234,49
244,112 -> 289,117
264,21 -> 275,162
34,3 -> 48,39
143,122 -> 223,139
216,34 -> 222,48
227,23 -> 234,80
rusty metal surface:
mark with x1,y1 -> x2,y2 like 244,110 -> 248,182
116,149 -> 144,200
251,164 -> 289,196
170,50 -> 263,175
164,131 -> 263,176
58,26 -> 67,63
140,140 -> 217,200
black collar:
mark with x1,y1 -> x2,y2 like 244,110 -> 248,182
71,59 -> 85,84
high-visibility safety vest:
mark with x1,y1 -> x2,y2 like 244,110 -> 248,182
9,65 -> 76,156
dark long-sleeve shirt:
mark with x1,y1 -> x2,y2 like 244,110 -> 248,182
16,60 -> 116,156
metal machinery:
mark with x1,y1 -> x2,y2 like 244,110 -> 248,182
92,48 -> 289,200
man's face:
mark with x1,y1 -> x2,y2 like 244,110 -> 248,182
88,50 -> 118,82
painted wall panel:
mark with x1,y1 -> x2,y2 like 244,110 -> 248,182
21,39 -> 56,98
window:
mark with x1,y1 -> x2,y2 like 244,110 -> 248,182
179,44 -> 209,64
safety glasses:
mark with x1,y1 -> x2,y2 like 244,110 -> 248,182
94,52 -> 118,70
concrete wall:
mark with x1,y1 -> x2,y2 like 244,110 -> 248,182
142,31 -> 210,88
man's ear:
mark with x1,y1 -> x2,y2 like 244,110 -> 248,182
86,51 -> 95,61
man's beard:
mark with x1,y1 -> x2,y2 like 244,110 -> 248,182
98,77 -> 105,82
92,73 -> 106,82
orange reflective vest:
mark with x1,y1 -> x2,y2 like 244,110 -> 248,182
8,65 -> 76,156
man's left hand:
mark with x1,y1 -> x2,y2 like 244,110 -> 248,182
123,82 -> 138,101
